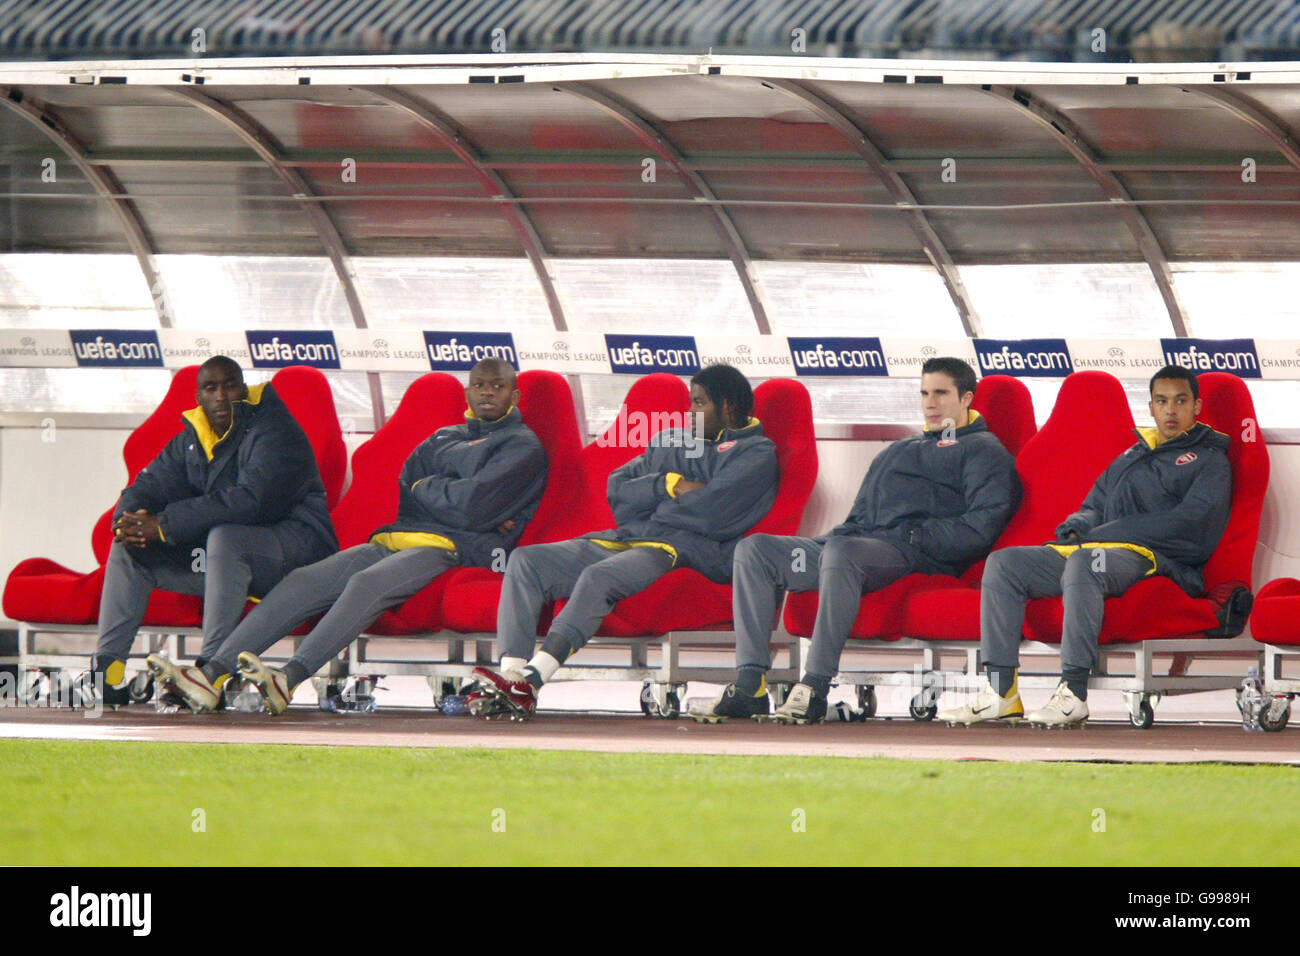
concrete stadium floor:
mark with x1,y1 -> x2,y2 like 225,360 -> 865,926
0,675 -> 1295,765
3,635 -> 1294,764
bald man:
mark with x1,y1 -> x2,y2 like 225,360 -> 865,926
150,359 -> 547,714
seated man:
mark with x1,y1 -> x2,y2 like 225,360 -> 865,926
470,363 -> 779,719
85,356 -> 338,704
691,357 -> 1020,725
938,365 -> 1232,728
150,358 -> 547,715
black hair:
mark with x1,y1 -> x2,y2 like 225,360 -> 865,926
690,363 -> 754,425
921,357 -> 977,398
1150,365 -> 1199,401
198,355 -> 244,382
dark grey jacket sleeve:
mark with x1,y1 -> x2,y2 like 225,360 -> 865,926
157,429 -> 302,545
1087,454 -> 1232,565
116,434 -> 190,523
651,441 -> 779,541
911,441 -> 1020,568
608,452 -> 671,526
406,437 -> 547,532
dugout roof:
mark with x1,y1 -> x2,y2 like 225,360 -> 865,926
2,54 -> 1300,429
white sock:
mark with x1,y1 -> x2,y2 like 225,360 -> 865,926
526,651 -> 562,684
500,656 -> 527,677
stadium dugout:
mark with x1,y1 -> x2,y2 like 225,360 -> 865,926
2,50 -> 1298,727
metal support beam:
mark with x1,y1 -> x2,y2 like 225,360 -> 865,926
0,86 -> 172,328
170,87 -> 386,429
362,86 -> 569,332
984,85 -> 1190,337
560,81 -> 774,335
765,78 -> 982,337
1185,86 -> 1300,170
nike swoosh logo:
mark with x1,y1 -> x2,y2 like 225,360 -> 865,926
1059,706 -> 1075,716
971,702 -> 991,714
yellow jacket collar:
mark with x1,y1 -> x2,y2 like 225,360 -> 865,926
182,383 -> 266,460
712,416 -> 761,442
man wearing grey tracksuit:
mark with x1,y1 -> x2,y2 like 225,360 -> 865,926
89,356 -> 337,704
692,357 -> 1020,724
470,364 -> 778,718
941,364 -> 1233,727
153,358 -> 547,715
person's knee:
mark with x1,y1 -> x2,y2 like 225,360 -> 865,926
737,534 -> 791,576
821,535 -> 870,574
202,525 -> 247,567
1061,550 -> 1104,590
983,548 -> 1030,588
504,545 -> 542,582
573,560 -> 615,596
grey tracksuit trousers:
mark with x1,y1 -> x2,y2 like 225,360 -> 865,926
95,524 -> 291,669
733,533 -> 914,682
980,545 -> 1153,674
207,543 -> 458,678
497,539 -> 675,659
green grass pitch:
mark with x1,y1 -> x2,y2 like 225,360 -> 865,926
3,739 -> 1295,865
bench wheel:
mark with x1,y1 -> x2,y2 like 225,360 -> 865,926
128,671 -> 155,703
856,686 -> 877,719
1129,698 -> 1154,730
1261,697 -> 1291,733
909,692 -> 937,721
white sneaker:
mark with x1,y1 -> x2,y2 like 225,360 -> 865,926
1027,682 -> 1089,727
938,676 -> 1024,726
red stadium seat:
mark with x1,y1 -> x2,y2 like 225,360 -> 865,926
579,373 -> 691,528
125,365 -> 351,630
4,366 -> 200,624
339,372 -> 467,635
269,365 -> 347,510
331,373 -> 467,550
903,370 -> 1135,641
585,377 -> 818,637
439,370 -> 587,634
91,365 -> 202,564
1023,371 -> 1269,644
784,373 -> 1038,642
4,366 -> 351,631
1251,578 -> 1300,645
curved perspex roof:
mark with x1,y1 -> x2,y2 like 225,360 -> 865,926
2,54 -> 1299,341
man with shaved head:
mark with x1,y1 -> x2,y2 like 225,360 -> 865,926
86,355 -> 338,705
152,358 -> 547,715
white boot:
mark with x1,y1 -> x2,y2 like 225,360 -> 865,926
938,674 -> 1024,726
1027,682 -> 1089,728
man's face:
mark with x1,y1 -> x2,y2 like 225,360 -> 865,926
196,364 -> 248,435
1149,378 -> 1201,440
920,372 -> 972,432
466,364 -> 519,422
690,384 -> 725,439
